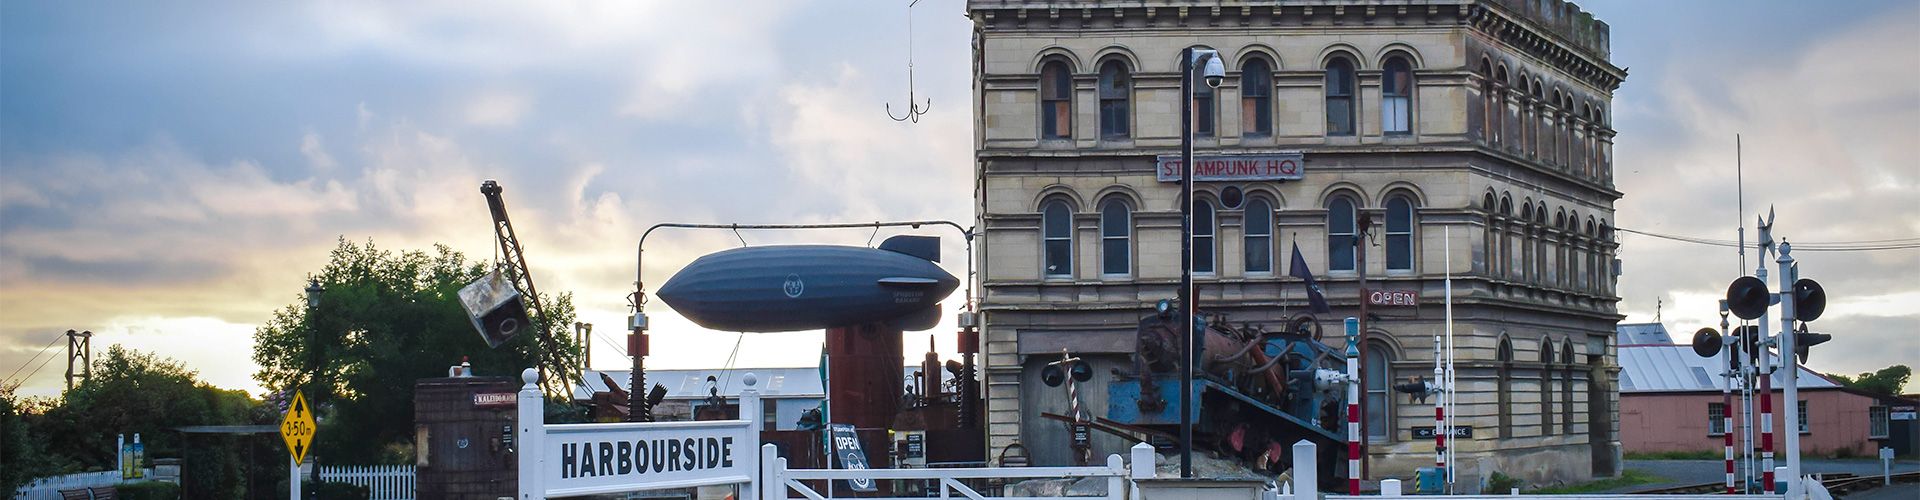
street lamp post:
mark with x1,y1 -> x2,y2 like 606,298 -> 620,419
299,275 -> 323,500
1177,47 -> 1224,479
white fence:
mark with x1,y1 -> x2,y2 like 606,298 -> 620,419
761,441 -> 1308,500
12,470 -> 150,500
316,465 -> 416,500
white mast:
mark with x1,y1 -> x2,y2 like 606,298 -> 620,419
1443,226 -> 1457,489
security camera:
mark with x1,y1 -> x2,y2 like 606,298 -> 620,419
1202,52 -> 1226,89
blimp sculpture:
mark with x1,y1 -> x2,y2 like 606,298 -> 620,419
656,235 -> 959,332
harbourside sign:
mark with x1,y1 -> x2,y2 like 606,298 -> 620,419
517,368 -> 763,498
1156,152 -> 1305,182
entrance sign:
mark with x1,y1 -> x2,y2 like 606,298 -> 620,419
828,424 -> 876,492
1412,426 -> 1473,439
520,369 -> 763,499
1366,289 -> 1420,307
1156,152 -> 1305,182
280,392 -> 317,464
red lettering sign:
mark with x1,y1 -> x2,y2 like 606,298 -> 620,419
1157,153 -> 1306,182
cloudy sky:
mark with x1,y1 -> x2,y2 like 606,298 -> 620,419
2,1 -> 1915,399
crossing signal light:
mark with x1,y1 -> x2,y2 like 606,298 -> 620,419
1691,328 -> 1723,358
1041,356 -> 1092,387
1791,324 -> 1831,363
1726,276 -> 1770,320
1792,279 -> 1826,322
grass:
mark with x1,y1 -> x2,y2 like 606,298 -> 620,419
1527,469 -> 1665,494
1623,450 -> 1723,460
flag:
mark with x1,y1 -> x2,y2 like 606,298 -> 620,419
1290,243 -> 1332,314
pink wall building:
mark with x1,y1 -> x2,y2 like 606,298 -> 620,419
1615,324 -> 1892,457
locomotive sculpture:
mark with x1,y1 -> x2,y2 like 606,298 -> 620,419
1108,301 -> 1352,479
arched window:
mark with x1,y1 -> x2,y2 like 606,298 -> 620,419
1040,60 -> 1073,140
1100,197 -> 1131,276
1194,199 -> 1217,274
1193,50 -> 1217,137
1381,56 -> 1413,135
1244,197 -> 1274,274
1498,337 -> 1514,438
1098,60 -> 1131,139
1548,89 -> 1563,166
1366,342 -> 1394,441
1499,195 -> 1514,278
1327,196 -> 1358,272
1482,193 -> 1497,275
1562,340 -> 1576,435
1325,57 -> 1357,136
1241,58 -> 1273,137
1479,59 -> 1496,143
1493,65 -> 1510,146
1541,341 -> 1556,435
1385,195 -> 1415,272
1520,202 -> 1535,282
1042,199 -> 1074,278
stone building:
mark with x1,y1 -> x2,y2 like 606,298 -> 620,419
966,0 -> 1627,486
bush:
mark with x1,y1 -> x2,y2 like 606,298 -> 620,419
1487,471 -> 1524,494
311,481 -> 370,500
116,481 -> 182,500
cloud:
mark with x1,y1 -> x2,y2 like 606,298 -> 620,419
1612,4 -> 1920,390
466,91 -> 530,127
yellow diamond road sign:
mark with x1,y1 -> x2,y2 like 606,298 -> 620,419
280,392 -> 316,464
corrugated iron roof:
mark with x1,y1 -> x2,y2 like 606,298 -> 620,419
1618,344 -> 1840,393
1617,322 -> 1674,345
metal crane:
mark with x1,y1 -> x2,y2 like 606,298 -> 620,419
480,179 -> 580,398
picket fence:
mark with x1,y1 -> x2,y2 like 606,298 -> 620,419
12,470 -> 150,500
317,465 -> 416,500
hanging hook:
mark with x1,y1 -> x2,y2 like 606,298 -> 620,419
886,0 -> 932,123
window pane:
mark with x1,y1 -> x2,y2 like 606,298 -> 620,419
1383,97 -> 1410,134
1387,234 -> 1412,271
1101,202 -> 1128,237
1195,236 -> 1215,273
1044,240 -> 1071,277
1196,94 -> 1214,136
1195,203 -> 1215,236
1366,392 -> 1388,439
1044,203 -> 1071,237
1328,97 -> 1354,136
1103,237 -> 1128,275
1246,235 -> 1271,273
1329,235 -> 1355,271
1387,198 -> 1412,232
1329,199 -> 1354,233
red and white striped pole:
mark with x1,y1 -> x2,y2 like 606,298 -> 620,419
1435,332 -> 1447,477
1756,266 -> 1775,494
1344,317 -> 1362,495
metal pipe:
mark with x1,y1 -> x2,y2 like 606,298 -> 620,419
1777,242 -> 1800,494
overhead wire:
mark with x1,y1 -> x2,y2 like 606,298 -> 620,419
1618,227 -> 1920,251
11,346 -> 64,390
4,331 -> 69,385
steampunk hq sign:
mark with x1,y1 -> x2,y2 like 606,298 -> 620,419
1156,152 -> 1305,182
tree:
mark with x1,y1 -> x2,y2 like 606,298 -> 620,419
1828,365 -> 1912,397
33,346 -> 256,469
251,238 -> 580,463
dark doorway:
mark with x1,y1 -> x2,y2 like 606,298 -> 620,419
1588,363 -> 1615,476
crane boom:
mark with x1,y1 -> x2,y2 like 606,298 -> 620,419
480,180 -> 579,398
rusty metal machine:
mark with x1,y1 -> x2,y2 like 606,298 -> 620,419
1107,301 -> 1351,479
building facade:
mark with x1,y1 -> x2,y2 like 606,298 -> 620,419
968,0 -> 1626,486
1615,326 -> 1902,459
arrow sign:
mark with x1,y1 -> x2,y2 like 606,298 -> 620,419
280,392 -> 317,464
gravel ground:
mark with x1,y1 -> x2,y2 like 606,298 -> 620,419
1605,459 -> 1920,494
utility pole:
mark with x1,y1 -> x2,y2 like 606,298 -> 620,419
64,329 -> 91,391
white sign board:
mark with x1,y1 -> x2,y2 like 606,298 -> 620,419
517,368 -> 763,499
543,420 -> 754,496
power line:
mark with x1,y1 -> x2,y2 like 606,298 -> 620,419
10,346 -> 63,390
3,331 -> 68,384
1618,227 -> 1920,252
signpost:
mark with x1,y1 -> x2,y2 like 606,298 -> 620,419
280,392 -> 316,499
1411,426 -> 1473,439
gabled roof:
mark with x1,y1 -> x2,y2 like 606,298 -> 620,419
1618,344 -> 1841,393
1617,322 -> 1674,345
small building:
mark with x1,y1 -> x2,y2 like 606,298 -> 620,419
1616,323 -> 1894,457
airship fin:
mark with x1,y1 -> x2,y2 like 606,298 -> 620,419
880,235 -> 941,262
885,303 -> 944,331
